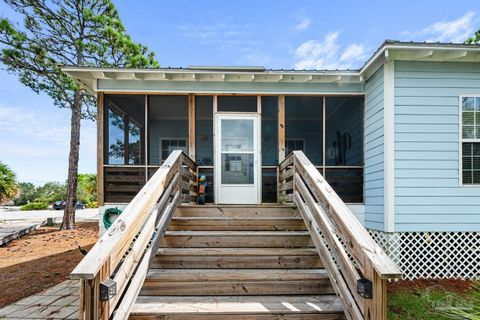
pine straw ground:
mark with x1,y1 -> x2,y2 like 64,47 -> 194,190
0,222 -> 98,307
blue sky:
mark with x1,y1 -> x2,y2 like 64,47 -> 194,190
0,0 -> 479,184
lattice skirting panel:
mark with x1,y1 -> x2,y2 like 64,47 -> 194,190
368,230 -> 480,280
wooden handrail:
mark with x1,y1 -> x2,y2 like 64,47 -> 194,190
278,151 -> 402,320
72,150 -> 197,320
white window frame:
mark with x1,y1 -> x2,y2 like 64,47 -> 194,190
459,95 -> 480,186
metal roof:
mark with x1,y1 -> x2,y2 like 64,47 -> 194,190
62,40 -> 480,94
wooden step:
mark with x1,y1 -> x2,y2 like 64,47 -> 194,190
141,269 -> 333,296
130,295 -> 345,319
160,231 -> 313,248
175,206 -> 299,218
152,248 -> 322,269
168,216 -> 307,231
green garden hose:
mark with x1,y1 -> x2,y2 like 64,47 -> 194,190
103,207 -> 122,229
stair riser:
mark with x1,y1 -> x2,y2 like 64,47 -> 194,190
130,314 -> 346,320
175,207 -> 299,218
169,220 -> 306,231
161,236 -> 313,248
151,256 -> 323,269
140,280 -> 334,296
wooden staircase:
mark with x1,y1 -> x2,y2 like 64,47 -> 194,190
129,206 -> 346,319
71,151 -> 401,320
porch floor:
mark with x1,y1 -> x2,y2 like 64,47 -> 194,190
0,280 -> 79,319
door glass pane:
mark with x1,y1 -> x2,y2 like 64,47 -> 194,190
221,119 -> 254,152
221,154 -> 254,184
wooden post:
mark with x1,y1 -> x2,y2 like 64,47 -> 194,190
363,261 -> 387,320
124,114 -> 129,165
97,93 -> 104,207
188,94 -> 196,161
278,95 -> 285,162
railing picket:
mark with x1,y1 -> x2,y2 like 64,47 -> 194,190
73,150 -> 197,320
281,151 -> 402,320
294,173 -> 364,312
294,191 -> 362,320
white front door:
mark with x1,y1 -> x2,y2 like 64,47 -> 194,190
215,114 -> 260,204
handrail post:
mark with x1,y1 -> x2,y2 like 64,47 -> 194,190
363,261 -> 387,320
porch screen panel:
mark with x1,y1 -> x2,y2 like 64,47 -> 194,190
261,96 -> 278,166
217,96 -> 257,112
285,96 -> 323,165
195,96 -> 214,165
262,168 -> 277,203
148,96 -> 188,165
104,95 -> 145,165
325,97 -> 363,166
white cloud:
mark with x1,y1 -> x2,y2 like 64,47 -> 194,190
293,32 -> 367,70
293,17 -> 311,32
401,11 -> 477,43
340,44 -> 367,62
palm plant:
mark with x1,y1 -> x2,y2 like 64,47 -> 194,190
0,161 -> 19,204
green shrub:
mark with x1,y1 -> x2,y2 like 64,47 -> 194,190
21,202 -> 48,211
86,201 -> 98,208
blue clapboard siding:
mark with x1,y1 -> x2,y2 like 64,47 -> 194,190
364,66 -> 385,230
394,61 -> 480,232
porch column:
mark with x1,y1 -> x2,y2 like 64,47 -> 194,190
278,95 -> 285,162
97,92 -> 104,206
188,93 -> 196,160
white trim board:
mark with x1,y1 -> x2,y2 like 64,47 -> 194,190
383,61 -> 395,232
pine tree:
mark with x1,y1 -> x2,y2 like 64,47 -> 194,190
0,0 -> 158,229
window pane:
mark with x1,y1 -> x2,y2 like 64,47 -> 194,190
262,96 -> 278,165
474,171 -> 480,184
105,95 -> 145,165
463,170 -> 473,184
221,119 -> 254,152
262,168 -> 277,203
218,96 -> 257,112
148,96 -> 188,164
476,98 -> 480,111
462,97 -> 474,111
221,154 -> 254,184
462,142 -> 480,184
196,96 -> 214,165
463,112 -> 474,125
325,97 -> 363,166
463,126 -> 474,139
285,96 -> 323,165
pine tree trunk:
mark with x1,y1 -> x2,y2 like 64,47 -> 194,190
61,92 -> 82,230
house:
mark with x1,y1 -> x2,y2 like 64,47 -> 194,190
63,40 -> 479,319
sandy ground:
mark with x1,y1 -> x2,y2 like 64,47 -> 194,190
0,222 -> 98,307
